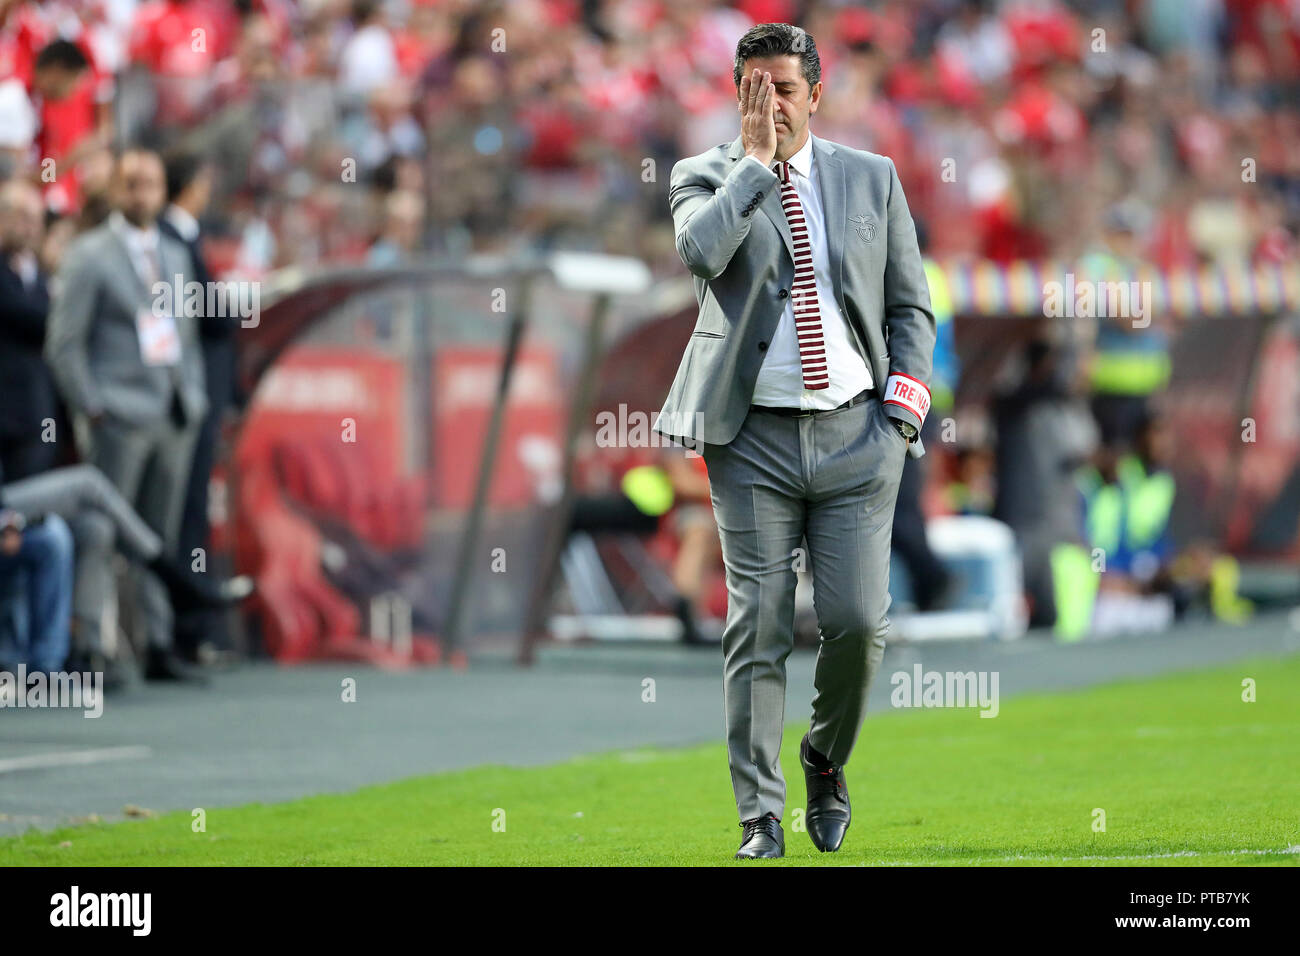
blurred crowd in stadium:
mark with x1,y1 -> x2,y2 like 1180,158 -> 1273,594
1,0 -> 1296,685
3,0 -> 1296,276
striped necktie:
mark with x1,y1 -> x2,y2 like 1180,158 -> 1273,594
776,160 -> 828,390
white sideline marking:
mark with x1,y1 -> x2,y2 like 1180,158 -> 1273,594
0,745 -> 152,775
872,846 -> 1300,866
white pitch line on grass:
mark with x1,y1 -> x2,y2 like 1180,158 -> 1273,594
870,846 -> 1300,866
0,745 -> 152,775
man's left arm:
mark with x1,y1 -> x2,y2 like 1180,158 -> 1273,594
880,157 -> 936,436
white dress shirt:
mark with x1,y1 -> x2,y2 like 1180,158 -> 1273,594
164,204 -> 200,243
745,134 -> 873,409
10,249 -> 38,290
108,210 -> 163,288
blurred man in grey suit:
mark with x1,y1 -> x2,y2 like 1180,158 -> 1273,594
45,148 -> 209,681
653,23 -> 936,858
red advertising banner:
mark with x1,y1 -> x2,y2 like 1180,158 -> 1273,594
431,346 -> 565,510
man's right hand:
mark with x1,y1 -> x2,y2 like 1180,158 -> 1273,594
0,510 -> 25,557
740,68 -> 777,168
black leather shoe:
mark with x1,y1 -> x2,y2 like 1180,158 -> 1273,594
800,733 -> 850,852
735,813 -> 784,859
148,554 -> 255,612
87,652 -> 137,693
143,648 -> 209,684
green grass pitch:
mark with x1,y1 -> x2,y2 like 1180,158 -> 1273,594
3,654 -> 1297,866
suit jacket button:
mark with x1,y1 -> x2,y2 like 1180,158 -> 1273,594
778,289 -> 788,298
758,341 -> 768,351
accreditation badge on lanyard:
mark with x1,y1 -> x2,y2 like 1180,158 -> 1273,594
136,307 -> 182,366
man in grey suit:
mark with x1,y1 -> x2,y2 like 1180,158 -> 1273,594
45,148 -> 210,681
653,23 -> 936,858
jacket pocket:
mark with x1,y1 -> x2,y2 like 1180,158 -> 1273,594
691,330 -> 726,339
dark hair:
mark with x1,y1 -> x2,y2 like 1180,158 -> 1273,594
163,149 -> 208,202
34,39 -> 89,73
113,146 -> 165,180
733,23 -> 820,90
351,0 -> 379,24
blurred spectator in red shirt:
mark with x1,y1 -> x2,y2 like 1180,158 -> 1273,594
0,36 -> 109,215
128,0 -> 233,125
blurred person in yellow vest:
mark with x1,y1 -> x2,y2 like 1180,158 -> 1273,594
1060,413 -> 1251,640
1080,201 -> 1171,450
922,251 -> 958,418
1122,415 -> 1251,624
570,448 -> 720,644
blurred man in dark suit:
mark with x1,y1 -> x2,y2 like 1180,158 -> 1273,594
0,180 -> 61,482
160,149 -> 237,660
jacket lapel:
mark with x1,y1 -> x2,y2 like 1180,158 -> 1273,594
813,135 -> 877,371
105,228 -> 151,313
158,236 -> 184,298
729,136 -> 796,264
757,172 -> 795,266
812,135 -> 846,307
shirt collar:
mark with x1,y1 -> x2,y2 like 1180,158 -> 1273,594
10,250 -> 37,287
776,132 -> 815,181
108,210 -> 159,251
164,204 -> 199,242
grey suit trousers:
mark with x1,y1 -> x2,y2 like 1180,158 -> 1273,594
76,412 -> 199,652
700,392 -> 906,821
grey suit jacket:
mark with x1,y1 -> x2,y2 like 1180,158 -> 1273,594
45,219 -> 208,429
653,134 -> 936,458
